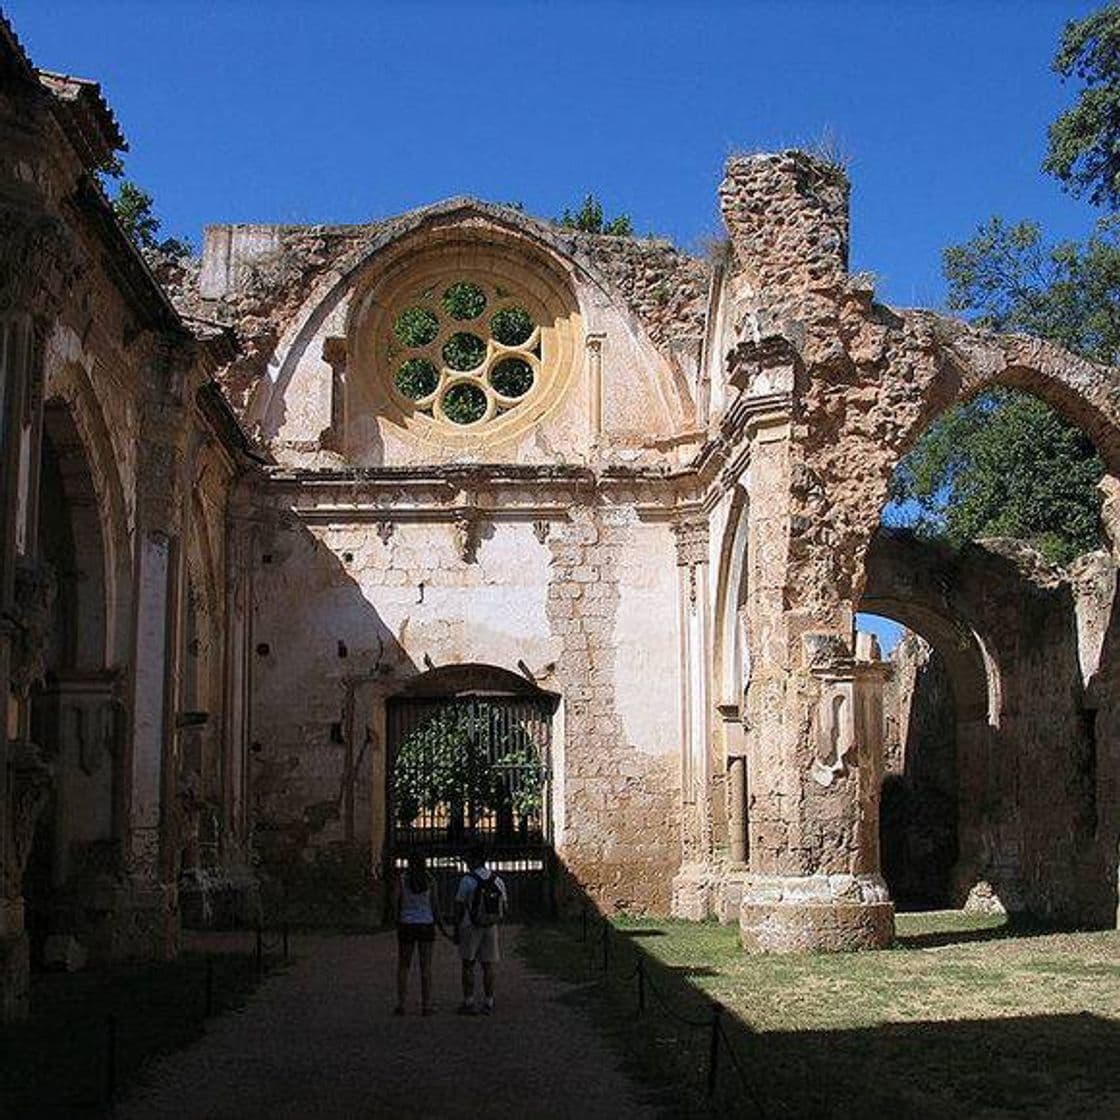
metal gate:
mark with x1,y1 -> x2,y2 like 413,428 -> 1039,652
386,693 -> 556,919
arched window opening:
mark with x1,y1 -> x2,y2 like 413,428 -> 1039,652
25,401 -> 112,970
859,613 -> 959,911
883,387 -> 1106,567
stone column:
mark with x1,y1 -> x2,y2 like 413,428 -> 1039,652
114,337 -> 194,961
733,356 -> 892,952
1,337 -> 51,1011
670,516 -> 716,919
0,206 -> 75,1017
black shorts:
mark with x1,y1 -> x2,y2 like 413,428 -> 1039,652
397,922 -> 436,945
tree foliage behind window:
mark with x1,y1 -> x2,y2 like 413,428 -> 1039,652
888,389 -> 1104,565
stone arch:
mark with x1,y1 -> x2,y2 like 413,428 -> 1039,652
861,530 -> 996,910
41,359 -> 132,667
395,661 -> 550,699
24,393 -> 124,966
861,531 -> 996,727
837,325 -> 1120,608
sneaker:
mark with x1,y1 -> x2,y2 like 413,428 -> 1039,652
457,1002 -> 478,1016
481,998 -> 494,1015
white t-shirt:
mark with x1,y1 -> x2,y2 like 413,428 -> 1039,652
399,876 -> 434,924
455,866 -> 507,927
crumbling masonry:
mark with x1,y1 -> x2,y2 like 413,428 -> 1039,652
2,16 -> 1118,1020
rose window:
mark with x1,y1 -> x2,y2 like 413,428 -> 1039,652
387,280 -> 542,427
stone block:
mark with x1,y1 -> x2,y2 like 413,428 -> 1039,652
43,934 -> 88,972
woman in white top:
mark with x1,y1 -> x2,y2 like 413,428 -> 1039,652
392,853 -> 441,1015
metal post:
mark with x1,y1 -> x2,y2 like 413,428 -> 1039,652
255,924 -> 263,975
105,1014 -> 117,1104
283,922 -> 290,961
205,957 -> 215,1017
707,1002 -> 723,1097
637,957 -> 646,1015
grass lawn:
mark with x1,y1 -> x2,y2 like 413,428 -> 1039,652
0,948 -> 266,1116
520,910 -> 1120,1118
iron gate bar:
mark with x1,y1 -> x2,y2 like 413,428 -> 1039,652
386,692 -> 556,918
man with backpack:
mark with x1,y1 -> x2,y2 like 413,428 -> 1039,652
454,844 -> 507,1015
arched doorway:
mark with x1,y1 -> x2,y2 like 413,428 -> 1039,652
385,664 -> 558,918
24,399 -> 116,965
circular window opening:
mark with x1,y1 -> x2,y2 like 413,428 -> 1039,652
441,382 -> 488,425
442,282 -> 487,321
490,357 -> 534,399
491,306 -> 535,347
375,265 -> 576,434
394,306 -> 439,347
443,332 -> 486,372
395,358 -> 439,401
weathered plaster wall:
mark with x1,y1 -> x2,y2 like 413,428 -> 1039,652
247,485 -> 684,914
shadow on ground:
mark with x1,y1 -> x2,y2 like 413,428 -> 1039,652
717,1012 -> 1120,1118
893,915 -> 1062,950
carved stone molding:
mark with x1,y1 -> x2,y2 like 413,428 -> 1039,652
375,520 -> 395,545
728,332 -> 802,396
672,518 -> 709,567
532,518 -> 550,544
3,741 -> 54,900
9,560 -> 56,697
454,508 -> 485,564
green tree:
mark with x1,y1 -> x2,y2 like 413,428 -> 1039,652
99,159 -> 192,257
889,7 -> 1118,565
888,389 -> 1104,564
1044,5 -> 1120,209
942,215 -> 1120,365
558,194 -> 633,236
392,704 -> 546,835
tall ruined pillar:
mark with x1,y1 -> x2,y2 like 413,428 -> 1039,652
0,208 -> 74,1018
114,336 -> 194,961
721,153 -> 894,951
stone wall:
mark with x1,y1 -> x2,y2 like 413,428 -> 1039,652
866,532 -> 1117,924
881,632 -> 958,909
245,475 -> 683,917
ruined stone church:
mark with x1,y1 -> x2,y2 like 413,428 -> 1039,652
3,15 -> 1117,1020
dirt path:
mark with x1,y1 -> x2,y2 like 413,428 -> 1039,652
116,929 -> 657,1119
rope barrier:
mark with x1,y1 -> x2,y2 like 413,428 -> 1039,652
564,906 -> 767,1114
719,1019 -> 769,1118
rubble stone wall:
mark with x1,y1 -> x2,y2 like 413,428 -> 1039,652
867,532 -> 1117,924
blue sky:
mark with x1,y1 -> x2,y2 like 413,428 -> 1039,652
7,1 -> 1101,651
8,1 -> 1099,311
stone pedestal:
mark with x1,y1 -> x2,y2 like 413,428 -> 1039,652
0,900 -> 29,1021
739,873 -> 894,952
670,862 -> 716,920
714,863 -> 749,924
